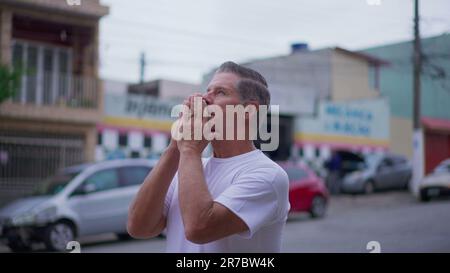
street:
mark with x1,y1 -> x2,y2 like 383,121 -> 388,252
2,190 -> 449,253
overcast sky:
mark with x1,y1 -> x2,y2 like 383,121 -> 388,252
99,0 -> 450,85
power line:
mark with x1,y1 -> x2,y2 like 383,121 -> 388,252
103,16 -> 283,49
99,34 -> 276,60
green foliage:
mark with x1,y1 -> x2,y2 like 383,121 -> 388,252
0,65 -> 22,103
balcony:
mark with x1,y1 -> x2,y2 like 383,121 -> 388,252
12,72 -> 99,108
0,38 -> 103,124
0,73 -> 102,124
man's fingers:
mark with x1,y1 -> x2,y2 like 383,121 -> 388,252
183,93 -> 203,111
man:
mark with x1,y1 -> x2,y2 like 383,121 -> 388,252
127,61 -> 290,252
324,150 -> 343,194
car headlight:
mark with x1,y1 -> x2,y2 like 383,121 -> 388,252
12,213 -> 35,226
34,206 -> 58,224
11,206 -> 57,227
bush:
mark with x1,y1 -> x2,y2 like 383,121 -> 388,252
0,65 -> 21,104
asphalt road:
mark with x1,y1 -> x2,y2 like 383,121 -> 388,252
1,191 -> 450,253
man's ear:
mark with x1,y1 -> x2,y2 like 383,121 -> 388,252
244,100 -> 259,120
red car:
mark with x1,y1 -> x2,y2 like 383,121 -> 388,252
280,162 -> 329,218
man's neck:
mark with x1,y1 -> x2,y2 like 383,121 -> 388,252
211,140 -> 256,158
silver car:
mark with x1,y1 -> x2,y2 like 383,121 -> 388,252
420,158 -> 450,202
0,159 -> 155,252
341,154 -> 412,194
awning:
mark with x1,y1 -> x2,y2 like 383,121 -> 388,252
422,117 -> 450,132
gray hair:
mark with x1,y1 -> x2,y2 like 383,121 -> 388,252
236,79 -> 271,106
216,61 -> 270,106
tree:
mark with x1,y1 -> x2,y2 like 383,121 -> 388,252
0,64 -> 21,104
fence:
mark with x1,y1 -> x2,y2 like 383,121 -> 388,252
0,134 -> 84,207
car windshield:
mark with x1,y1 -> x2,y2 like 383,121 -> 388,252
434,163 -> 450,174
364,154 -> 382,169
32,171 -> 81,196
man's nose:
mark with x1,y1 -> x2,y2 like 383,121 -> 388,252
203,93 -> 213,105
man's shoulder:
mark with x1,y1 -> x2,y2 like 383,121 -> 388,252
240,154 -> 288,185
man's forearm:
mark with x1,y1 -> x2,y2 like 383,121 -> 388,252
178,149 -> 214,234
128,145 -> 180,238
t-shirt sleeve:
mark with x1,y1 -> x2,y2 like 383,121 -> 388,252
163,174 -> 177,217
214,167 -> 289,239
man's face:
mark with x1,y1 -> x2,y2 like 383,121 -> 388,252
203,72 -> 242,108
202,72 -> 247,141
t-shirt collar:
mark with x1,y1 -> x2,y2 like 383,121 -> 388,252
209,149 -> 261,164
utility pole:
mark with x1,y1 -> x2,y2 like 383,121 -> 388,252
411,0 -> 423,196
139,51 -> 146,84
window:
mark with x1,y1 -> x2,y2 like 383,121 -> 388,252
26,45 -> 38,104
315,148 -> 320,158
43,48 -> 53,104
59,50 -> 70,98
144,135 -> 152,148
379,158 -> 393,169
392,156 -> 407,165
434,163 -> 450,174
368,64 -> 379,90
118,134 -> 128,147
97,132 -> 102,145
119,166 -> 150,187
33,171 -> 81,196
82,169 -> 119,193
12,43 -> 23,102
130,151 -> 141,158
11,40 -> 72,105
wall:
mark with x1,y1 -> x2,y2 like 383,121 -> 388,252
389,116 -> 413,159
159,79 -> 200,101
0,8 -> 12,65
362,34 -> 450,120
202,50 -> 332,117
97,93 -> 177,160
331,50 -> 379,101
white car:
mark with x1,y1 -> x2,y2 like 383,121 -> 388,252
419,159 -> 450,202
0,159 -> 156,252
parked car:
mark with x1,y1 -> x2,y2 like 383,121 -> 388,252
341,153 -> 412,194
420,158 -> 450,202
280,162 -> 329,218
323,150 -> 367,194
0,159 -> 156,252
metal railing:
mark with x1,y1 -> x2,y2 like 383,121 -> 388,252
0,135 -> 84,207
12,72 -> 99,109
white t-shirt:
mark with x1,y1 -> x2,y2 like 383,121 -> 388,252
163,149 -> 290,253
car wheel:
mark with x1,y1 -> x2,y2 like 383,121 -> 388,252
404,175 -> 412,190
43,221 -> 76,252
7,240 -> 32,253
116,233 -> 133,241
420,190 -> 431,202
309,196 -> 327,218
364,181 -> 375,195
